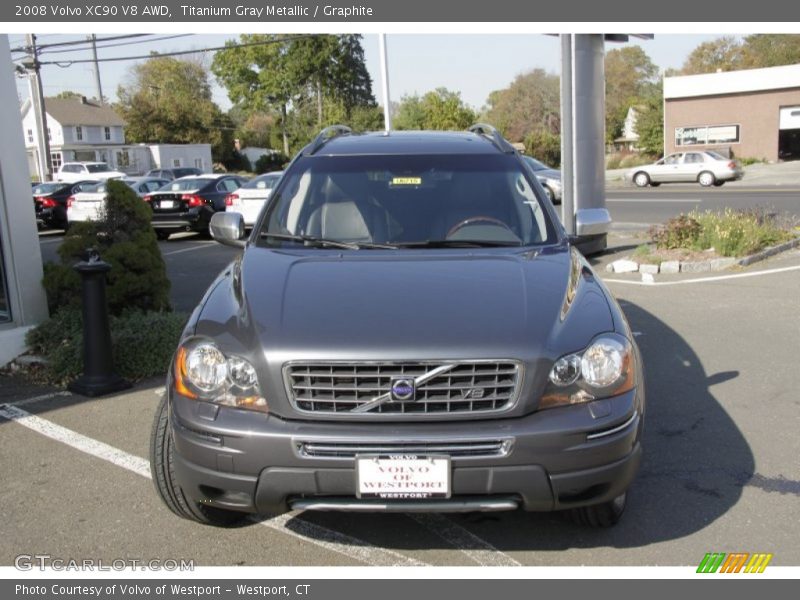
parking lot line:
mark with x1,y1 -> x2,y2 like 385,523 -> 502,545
256,514 -> 428,567
606,198 -> 703,203
0,402 -> 431,567
408,514 -> 521,566
6,390 -> 73,406
162,243 -> 219,257
604,264 -> 800,286
0,403 -> 150,478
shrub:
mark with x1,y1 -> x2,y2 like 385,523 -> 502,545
25,309 -> 187,385
693,208 -> 790,257
649,215 -> 702,250
254,152 -> 289,174
651,208 -> 792,257
523,130 -> 560,167
42,180 -> 171,316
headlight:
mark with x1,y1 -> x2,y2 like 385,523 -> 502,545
174,339 -> 268,413
542,333 -> 635,409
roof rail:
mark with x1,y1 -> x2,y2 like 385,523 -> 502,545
468,123 -> 516,154
305,125 -> 352,155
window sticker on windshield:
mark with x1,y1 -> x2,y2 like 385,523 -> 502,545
391,177 -> 422,186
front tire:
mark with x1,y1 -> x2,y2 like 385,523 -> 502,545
565,492 -> 627,528
633,172 -> 650,188
698,171 -> 716,187
149,394 -> 247,527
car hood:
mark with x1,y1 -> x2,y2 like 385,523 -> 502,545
197,246 -> 614,363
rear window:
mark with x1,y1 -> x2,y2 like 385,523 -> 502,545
85,164 -> 113,173
259,154 -> 555,247
244,174 -> 281,190
167,178 -> 214,191
32,183 -> 67,195
173,168 -> 201,178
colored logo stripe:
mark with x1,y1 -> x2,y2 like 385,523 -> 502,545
744,553 -> 773,573
697,552 -> 773,573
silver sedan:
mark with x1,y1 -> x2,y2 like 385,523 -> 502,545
626,151 -> 744,187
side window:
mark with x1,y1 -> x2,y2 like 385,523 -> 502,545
665,154 -> 682,165
224,179 -> 241,192
216,180 -> 228,192
684,153 -> 703,164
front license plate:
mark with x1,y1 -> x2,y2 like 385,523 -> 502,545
159,200 -> 174,209
356,455 -> 450,499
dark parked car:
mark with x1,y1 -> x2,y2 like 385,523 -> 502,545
150,125 -> 645,528
32,180 -> 97,229
145,167 -> 203,180
144,175 -> 247,239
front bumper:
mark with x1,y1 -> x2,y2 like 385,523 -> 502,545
168,383 -> 644,514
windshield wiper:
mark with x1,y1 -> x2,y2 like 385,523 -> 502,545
394,239 -> 523,248
261,232 -> 398,250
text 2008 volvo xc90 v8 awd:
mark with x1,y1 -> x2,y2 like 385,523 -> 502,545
150,125 -> 645,528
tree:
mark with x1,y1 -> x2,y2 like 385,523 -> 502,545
393,88 -> 476,131
116,56 -> 232,162
605,46 -> 659,144
43,180 -> 170,316
680,36 -> 743,74
483,69 -> 561,142
54,90 -> 85,100
212,34 -> 376,156
740,34 -> 800,69
634,90 -> 664,157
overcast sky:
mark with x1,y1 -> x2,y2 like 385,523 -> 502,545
11,33 -> 725,111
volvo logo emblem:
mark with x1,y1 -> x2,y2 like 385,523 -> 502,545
390,378 -> 416,402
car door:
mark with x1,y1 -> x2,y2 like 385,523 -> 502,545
656,153 -> 684,182
678,153 -> 705,182
211,178 -> 241,211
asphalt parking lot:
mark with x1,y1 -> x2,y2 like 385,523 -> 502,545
2,230 -> 799,567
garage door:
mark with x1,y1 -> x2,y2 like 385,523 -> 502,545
779,106 -> 800,130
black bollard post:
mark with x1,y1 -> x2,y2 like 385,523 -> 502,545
67,248 -> 131,397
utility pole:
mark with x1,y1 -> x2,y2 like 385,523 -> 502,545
378,33 -> 392,131
23,34 -> 52,182
89,34 -> 104,104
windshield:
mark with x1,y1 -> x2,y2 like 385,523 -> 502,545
85,164 -> 113,173
258,154 -> 555,248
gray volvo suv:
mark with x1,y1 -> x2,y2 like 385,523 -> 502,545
150,125 -> 645,528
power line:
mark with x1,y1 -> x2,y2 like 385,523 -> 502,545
9,34 -> 150,53
39,35 -> 315,67
36,34 -> 195,56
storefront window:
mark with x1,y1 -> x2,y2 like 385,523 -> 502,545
675,125 -> 740,147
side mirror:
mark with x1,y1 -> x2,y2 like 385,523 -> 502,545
210,212 -> 246,248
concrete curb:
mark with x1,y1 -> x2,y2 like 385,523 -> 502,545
737,237 -> 800,267
605,236 -> 800,275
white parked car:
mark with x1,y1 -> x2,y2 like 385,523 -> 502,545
626,151 -> 744,187
67,177 -> 169,224
56,162 -> 126,183
224,171 -> 283,226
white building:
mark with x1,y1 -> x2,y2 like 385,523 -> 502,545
21,96 -> 213,179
